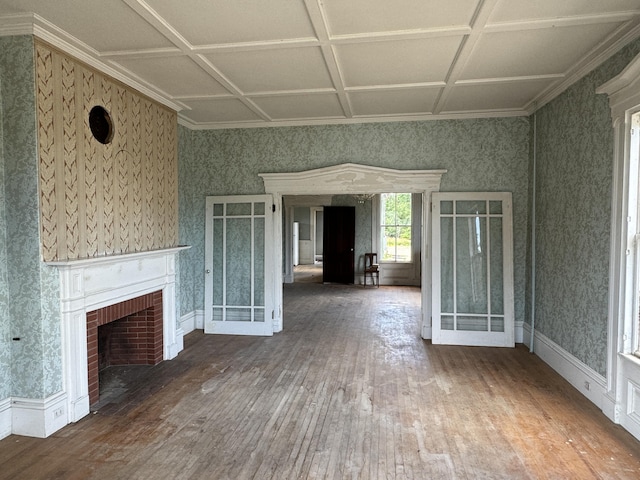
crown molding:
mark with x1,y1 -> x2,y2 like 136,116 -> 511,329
0,13 -> 183,113
178,108 -> 528,130
528,21 -> 640,114
0,13 -> 34,36
597,49 -> 640,119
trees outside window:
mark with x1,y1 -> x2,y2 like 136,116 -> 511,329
380,193 -> 412,262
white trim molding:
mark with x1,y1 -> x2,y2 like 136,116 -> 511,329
260,163 -> 446,340
514,321 -> 524,344
47,246 -> 189,433
523,324 -> 607,410
598,50 -> 640,441
618,354 -> 640,440
261,163 -> 446,196
11,391 -> 68,438
0,397 -> 11,440
597,51 -> 640,119
180,309 -> 205,334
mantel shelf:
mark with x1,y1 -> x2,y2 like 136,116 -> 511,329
45,246 -> 191,268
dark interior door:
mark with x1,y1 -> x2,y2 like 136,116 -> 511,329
323,206 -> 355,284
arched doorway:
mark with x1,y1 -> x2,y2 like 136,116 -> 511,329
259,163 -> 446,338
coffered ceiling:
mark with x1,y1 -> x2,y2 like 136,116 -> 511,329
1,0 -> 640,129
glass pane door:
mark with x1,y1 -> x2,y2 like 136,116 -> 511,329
432,193 -> 514,347
205,195 -> 273,336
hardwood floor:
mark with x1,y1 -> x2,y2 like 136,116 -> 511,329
2,283 -> 640,479
294,263 -> 323,283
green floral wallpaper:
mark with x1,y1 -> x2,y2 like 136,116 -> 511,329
0,51 -> 9,401
178,118 -> 530,330
531,38 -> 640,376
1,35 -> 61,399
178,125 -> 197,316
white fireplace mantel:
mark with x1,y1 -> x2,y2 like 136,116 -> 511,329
48,246 -> 189,431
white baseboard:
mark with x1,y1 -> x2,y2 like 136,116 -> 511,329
601,392 -> 619,423
180,310 -> 205,334
11,391 -> 68,438
180,311 -> 196,334
195,310 -> 204,329
523,323 -> 606,409
167,328 -> 184,360
514,321 -> 524,344
0,397 -> 11,440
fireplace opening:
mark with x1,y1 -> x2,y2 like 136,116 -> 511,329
86,291 -> 164,408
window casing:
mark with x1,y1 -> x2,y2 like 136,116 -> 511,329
632,113 -> 640,357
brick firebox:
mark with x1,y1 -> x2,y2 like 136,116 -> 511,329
86,290 -> 163,406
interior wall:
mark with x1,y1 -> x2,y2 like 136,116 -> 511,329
35,41 -> 178,262
0,35 -> 61,399
178,125 -> 196,317
315,210 -> 324,256
529,37 -> 640,377
0,41 -> 10,401
178,118 -> 530,321
293,207 -> 311,240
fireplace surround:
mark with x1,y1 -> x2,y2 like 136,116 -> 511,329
49,246 -> 188,429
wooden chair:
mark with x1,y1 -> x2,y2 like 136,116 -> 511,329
363,253 -> 379,287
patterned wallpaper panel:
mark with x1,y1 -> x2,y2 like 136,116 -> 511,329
178,125 -> 197,316
1,35 -> 62,399
179,118 -> 530,322
531,38 -> 640,376
0,45 -> 10,400
36,41 -> 178,262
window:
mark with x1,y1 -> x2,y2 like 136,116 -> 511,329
597,50 -> 640,440
632,112 -> 640,357
380,193 -> 412,262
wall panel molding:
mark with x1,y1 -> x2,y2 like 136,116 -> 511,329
35,40 -> 178,261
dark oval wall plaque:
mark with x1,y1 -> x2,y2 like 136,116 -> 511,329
89,105 -> 114,144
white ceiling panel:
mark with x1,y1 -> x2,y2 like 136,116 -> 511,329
252,94 -> 344,120
0,0 -> 172,51
336,36 -> 463,87
349,88 -> 441,116
322,0 -> 480,36
490,0 -> 640,23
144,0 -> 316,45
115,56 -> 230,97
0,0 -> 639,128
179,98 -> 263,124
460,22 -> 625,80
206,47 -> 334,94
442,79 -> 557,112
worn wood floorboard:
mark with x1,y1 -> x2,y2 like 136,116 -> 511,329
1,283 -> 640,479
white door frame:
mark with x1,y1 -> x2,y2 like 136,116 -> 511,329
260,163 -> 446,336
283,195 -> 333,283
311,206 -> 324,263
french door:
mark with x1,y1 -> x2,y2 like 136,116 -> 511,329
432,192 -> 515,347
204,195 -> 274,336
